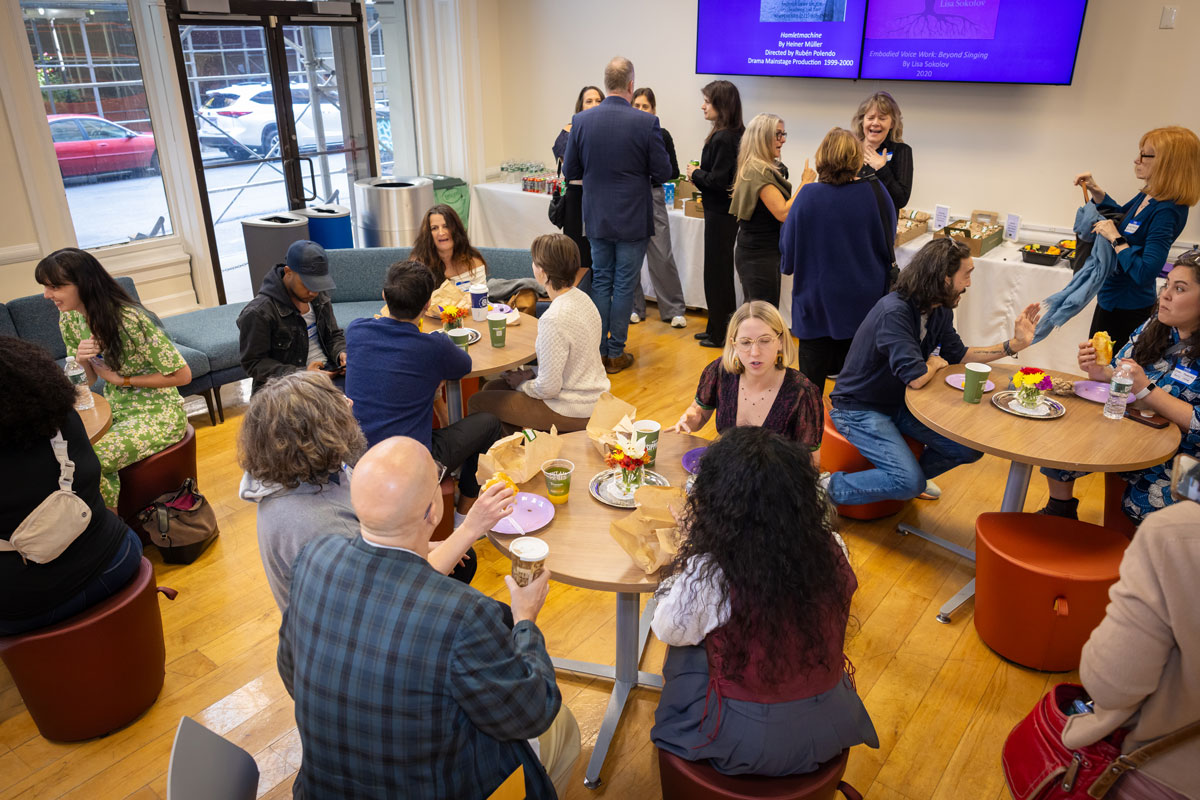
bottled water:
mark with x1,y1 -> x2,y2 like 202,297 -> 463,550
65,356 -> 94,411
1103,363 -> 1133,420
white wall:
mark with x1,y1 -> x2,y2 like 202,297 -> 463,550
487,0 -> 1200,244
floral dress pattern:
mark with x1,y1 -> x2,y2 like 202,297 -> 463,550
60,306 -> 187,506
1042,322 -> 1200,522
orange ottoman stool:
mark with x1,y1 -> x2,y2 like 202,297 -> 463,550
117,424 -> 198,544
658,748 -> 861,800
0,558 -> 174,740
820,415 -> 924,521
1102,472 -> 1138,540
974,513 -> 1128,672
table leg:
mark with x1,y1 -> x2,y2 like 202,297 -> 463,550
551,593 -> 663,789
445,379 -> 464,425
1000,461 -> 1033,513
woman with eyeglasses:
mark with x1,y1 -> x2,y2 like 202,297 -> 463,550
1075,126 -> 1200,353
729,113 -> 816,308
1040,250 -> 1200,523
668,302 -> 823,457
852,91 -> 913,212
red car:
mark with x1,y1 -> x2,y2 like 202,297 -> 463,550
48,114 -> 158,179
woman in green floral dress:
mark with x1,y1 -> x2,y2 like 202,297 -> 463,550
36,249 -> 191,507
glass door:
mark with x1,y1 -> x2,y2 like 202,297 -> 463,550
168,3 -> 375,303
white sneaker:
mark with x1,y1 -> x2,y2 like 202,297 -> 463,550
671,316 -> 687,328
918,480 -> 942,500
818,471 -> 832,494
630,312 -> 642,324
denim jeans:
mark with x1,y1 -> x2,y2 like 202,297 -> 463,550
589,237 -> 649,357
828,406 -> 983,505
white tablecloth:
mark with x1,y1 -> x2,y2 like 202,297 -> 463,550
470,182 -> 1091,374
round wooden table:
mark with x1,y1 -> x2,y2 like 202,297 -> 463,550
486,429 -> 706,789
442,313 -> 538,423
78,394 -> 112,444
901,364 -> 1179,622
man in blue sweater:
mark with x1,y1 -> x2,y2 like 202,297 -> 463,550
345,260 -> 502,519
825,238 -> 1041,504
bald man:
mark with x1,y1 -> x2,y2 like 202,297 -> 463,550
278,437 -> 580,799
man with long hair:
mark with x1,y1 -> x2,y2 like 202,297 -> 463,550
823,237 -> 1041,504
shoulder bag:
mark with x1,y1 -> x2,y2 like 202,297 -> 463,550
864,173 -> 900,290
547,159 -> 567,230
137,478 -> 219,564
0,431 -> 92,564
1002,682 -> 1200,800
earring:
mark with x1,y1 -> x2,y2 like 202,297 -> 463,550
733,355 -> 742,371
776,353 -> 784,369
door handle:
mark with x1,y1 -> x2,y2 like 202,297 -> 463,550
298,157 -> 317,202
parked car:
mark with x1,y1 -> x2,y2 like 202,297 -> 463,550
48,114 -> 158,179
197,82 -> 345,159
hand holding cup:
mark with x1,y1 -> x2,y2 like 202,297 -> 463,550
505,569 -> 551,625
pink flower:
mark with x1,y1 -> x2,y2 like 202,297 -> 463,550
1036,376 -> 1052,391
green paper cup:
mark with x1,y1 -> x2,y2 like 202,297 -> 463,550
633,420 -> 661,468
487,312 -> 507,348
541,458 -> 574,505
962,362 -> 992,404
448,328 -> 472,352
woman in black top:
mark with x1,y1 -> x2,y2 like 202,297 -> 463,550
687,79 -> 743,347
0,336 -> 142,636
852,91 -> 913,212
552,85 -> 604,283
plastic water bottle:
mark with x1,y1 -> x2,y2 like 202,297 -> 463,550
65,356 -> 94,411
1103,363 -> 1133,420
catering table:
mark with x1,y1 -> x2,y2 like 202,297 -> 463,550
79,394 -> 112,444
486,429 -> 705,789
443,312 -> 538,423
902,364 -> 1179,622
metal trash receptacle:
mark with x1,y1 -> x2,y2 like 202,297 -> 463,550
423,174 -> 470,229
353,176 -> 435,248
293,204 -> 353,250
242,212 -> 308,292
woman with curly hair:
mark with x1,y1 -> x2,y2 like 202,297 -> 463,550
650,426 -> 877,775
410,204 -> 487,292
36,248 -> 190,507
0,337 -> 143,635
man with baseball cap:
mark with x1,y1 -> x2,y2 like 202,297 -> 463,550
237,239 -> 348,393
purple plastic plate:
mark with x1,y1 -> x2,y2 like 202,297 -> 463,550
1073,380 -> 1110,404
491,304 -> 514,314
682,446 -> 708,474
945,373 -> 995,392
491,492 -> 555,535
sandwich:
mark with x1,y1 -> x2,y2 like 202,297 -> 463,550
1091,331 -> 1114,365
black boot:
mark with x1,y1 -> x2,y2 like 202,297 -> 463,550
1037,496 -> 1079,519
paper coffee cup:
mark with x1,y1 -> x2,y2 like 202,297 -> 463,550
510,536 -> 548,587
448,328 -> 472,352
470,283 -> 489,320
487,312 -> 507,348
962,362 -> 992,404
632,420 -> 661,468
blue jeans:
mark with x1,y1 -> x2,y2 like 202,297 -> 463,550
828,406 -> 983,505
0,526 -> 143,636
588,237 -> 649,357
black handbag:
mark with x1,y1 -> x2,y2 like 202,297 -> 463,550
548,159 -> 567,230
137,478 -> 220,565
865,174 -> 900,289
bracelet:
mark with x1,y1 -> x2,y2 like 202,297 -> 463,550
1134,385 -> 1155,401
1002,339 -> 1015,357
123,375 -> 132,388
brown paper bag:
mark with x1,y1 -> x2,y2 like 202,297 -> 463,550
426,280 -> 471,318
609,486 -> 686,574
475,426 -> 561,486
586,392 -> 638,455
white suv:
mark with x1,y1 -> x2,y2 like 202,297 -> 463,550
197,82 -> 347,159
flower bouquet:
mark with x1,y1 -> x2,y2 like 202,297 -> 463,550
605,431 -> 650,497
440,304 -> 468,330
1012,367 -> 1052,409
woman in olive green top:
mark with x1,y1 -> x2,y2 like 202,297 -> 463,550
37,248 -> 190,506
729,113 -> 816,308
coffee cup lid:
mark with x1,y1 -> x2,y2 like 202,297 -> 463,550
470,283 -> 488,292
487,312 -> 507,321
510,536 -> 548,560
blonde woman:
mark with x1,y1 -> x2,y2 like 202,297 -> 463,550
669,301 -> 823,456
852,91 -> 913,210
781,127 -> 896,391
729,113 -> 816,306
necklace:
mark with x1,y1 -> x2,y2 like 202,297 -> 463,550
739,379 -> 778,408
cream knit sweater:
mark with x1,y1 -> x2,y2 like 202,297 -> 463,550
520,288 -> 610,417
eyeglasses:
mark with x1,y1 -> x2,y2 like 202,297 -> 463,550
1137,152 -> 1156,161
733,334 -> 780,351
424,462 -> 450,521
775,130 -> 788,141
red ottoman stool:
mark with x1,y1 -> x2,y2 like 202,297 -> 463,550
117,424 -> 198,545
974,513 -> 1128,672
820,415 -> 924,521
658,749 -> 861,800
0,558 -> 174,741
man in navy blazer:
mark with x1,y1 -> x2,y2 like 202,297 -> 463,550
564,56 -> 673,374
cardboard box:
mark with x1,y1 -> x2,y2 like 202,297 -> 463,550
932,209 -> 1003,256
673,179 -> 697,209
895,219 -> 929,247
683,197 -> 704,219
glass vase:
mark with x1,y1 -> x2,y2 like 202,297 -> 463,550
444,318 -> 463,331
1017,386 -> 1044,409
616,465 -> 645,497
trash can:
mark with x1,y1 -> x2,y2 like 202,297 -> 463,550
423,174 -> 470,228
294,204 -> 353,250
242,212 -> 308,292
353,176 -> 435,248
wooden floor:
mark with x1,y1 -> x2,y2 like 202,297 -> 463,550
0,309 -> 1106,800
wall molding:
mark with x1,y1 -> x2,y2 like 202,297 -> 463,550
0,243 -> 42,267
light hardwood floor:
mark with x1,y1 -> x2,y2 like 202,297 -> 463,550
0,309 -> 1105,800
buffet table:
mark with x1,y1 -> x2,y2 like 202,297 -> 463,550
469,181 -> 1093,374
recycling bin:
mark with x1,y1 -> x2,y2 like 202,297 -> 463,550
294,204 -> 353,250
241,212 -> 308,292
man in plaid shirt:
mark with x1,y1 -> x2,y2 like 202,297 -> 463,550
279,436 -> 580,798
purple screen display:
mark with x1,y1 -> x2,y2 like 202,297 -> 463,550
696,0 -> 868,79
859,0 -> 1088,84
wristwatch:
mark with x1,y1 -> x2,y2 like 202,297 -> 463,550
1112,235 -> 1129,247
123,376 -> 132,388
1134,384 -> 1156,401
1002,339 -> 1016,357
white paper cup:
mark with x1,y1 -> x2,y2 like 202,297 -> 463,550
469,283 -> 489,320
510,536 -> 549,587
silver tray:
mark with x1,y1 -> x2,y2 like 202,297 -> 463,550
990,390 -> 1066,420
588,468 -> 670,508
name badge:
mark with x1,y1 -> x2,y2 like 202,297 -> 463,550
1124,220 -> 1141,234
885,151 -> 893,162
1170,364 -> 1198,384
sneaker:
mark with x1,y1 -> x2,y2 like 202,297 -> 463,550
918,480 -> 942,500
818,471 -> 832,494
671,316 -> 687,328
630,312 -> 642,324
604,352 -> 635,374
